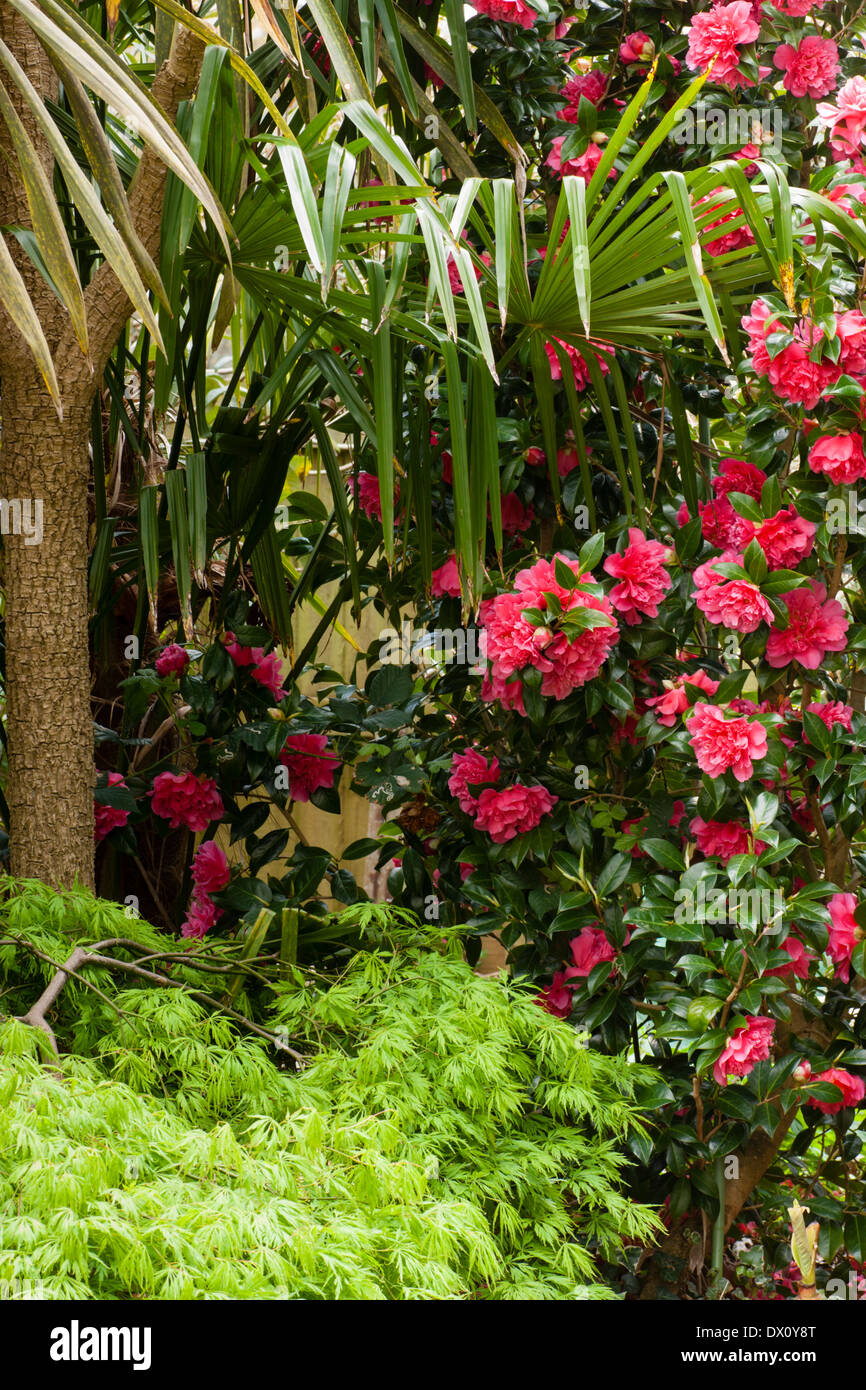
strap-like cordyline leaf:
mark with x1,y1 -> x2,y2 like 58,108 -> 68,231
307,403 -> 362,620
186,452 -> 208,583
383,211 -> 417,315
378,60 -> 482,181
0,75 -> 87,355
342,99 -> 426,187
442,338 -> 473,608
311,346 -> 378,444
666,367 -> 699,517
607,356 -> 647,525
369,261 -> 395,565
663,170 -> 730,367
789,186 -> 866,260
164,470 -> 192,634
491,179 -> 514,329
8,0 -> 232,265
322,143 -> 357,297
469,353 -> 500,569
139,483 -> 161,630
710,159 -> 777,279
42,50 -> 167,314
358,0 -> 377,90
392,7 -> 524,166
251,521 -> 293,648
0,232 -> 61,413
175,45 -> 227,256
375,0 -> 419,118
530,334 -> 562,518
88,516 -> 117,606
756,160 -> 794,307
563,177 -> 591,335
442,0 -> 476,133
582,348 -> 634,523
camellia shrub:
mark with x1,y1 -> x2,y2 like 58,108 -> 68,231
0,883 -> 660,1300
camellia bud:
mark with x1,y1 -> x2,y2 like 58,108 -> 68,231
793,1060 -> 812,1084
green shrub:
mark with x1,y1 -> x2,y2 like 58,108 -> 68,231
0,882 -> 661,1299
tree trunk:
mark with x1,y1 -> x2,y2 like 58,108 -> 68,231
0,392 -> 95,887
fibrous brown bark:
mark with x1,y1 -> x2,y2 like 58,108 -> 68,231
0,14 -> 204,889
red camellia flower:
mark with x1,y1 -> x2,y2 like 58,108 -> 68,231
774,38 -> 839,100
817,76 -> 866,162
191,839 -> 230,895
686,703 -> 768,782
150,771 -> 224,833
94,771 -> 131,844
278,734 -> 340,803
765,934 -> 814,980
808,432 -> 866,485
155,643 -> 190,678
714,1015 -> 775,1086
565,925 -> 619,981
827,892 -> 860,981
806,1067 -> 866,1114
603,528 -> 673,625
764,581 -> 848,669
741,299 -> 839,408
544,336 -> 611,390
646,669 -> 720,726
544,137 -> 611,183
837,309 -> 866,376
690,816 -> 766,864
536,969 -> 574,1018
500,492 -> 535,535
472,783 -> 557,842
349,470 -> 384,521
431,555 -> 461,598
251,650 -> 288,702
557,70 -> 608,119
619,31 -> 654,65
685,2 -> 760,89
770,0 -> 825,13
448,748 -> 500,813
470,0 -> 536,27
714,457 -> 767,501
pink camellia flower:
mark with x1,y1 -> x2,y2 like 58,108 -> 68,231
693,556 -> 773,633
837,309 -> 866,377
500,492 -> 535,535
646,669 -> 720,726
278,733 -> 340,803
690,816 -> 766,864
448,748 -> 500,813
774,38 -> 839,100
825,182 -> 866,222
349,470 -> 384,521
698,497 -> 756,551
472,782 -> 557,842
805,1067 -> 866,1114
191,839 -> 231,894
620,32 -> 654,65
94,771 -> 131,844
713,1015 -> 776,1086
769,0 -> 825,13
181,890 -> 221,941
224,632 -> 256,667
764,933 -> 814,981
808,432 -> 866,485
817,76 -> 866,162
603,528 -> 673,625
686,2 -> 760,89
150,770 -> 224,833
685,703 -> 768,782
557,70 -> 608,119
565,925 -> 619,981
698,188 -> 755,257
806,700 -> 853,732
481,555 -> 619,704
826,892 -> 860,982
544,336 -> 611,391
545,137 -> 609,183
251,650 -> 288,702
754,508 -> 815,570
470,0 -> 536,26
765,581 -> 848,670
431,555 -> 461,598
155,643 -> 190,678
536,969 -> 575,1019
793,1059 -> 812,1084
481,667 -> 526,716
741,300 -> 839,408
